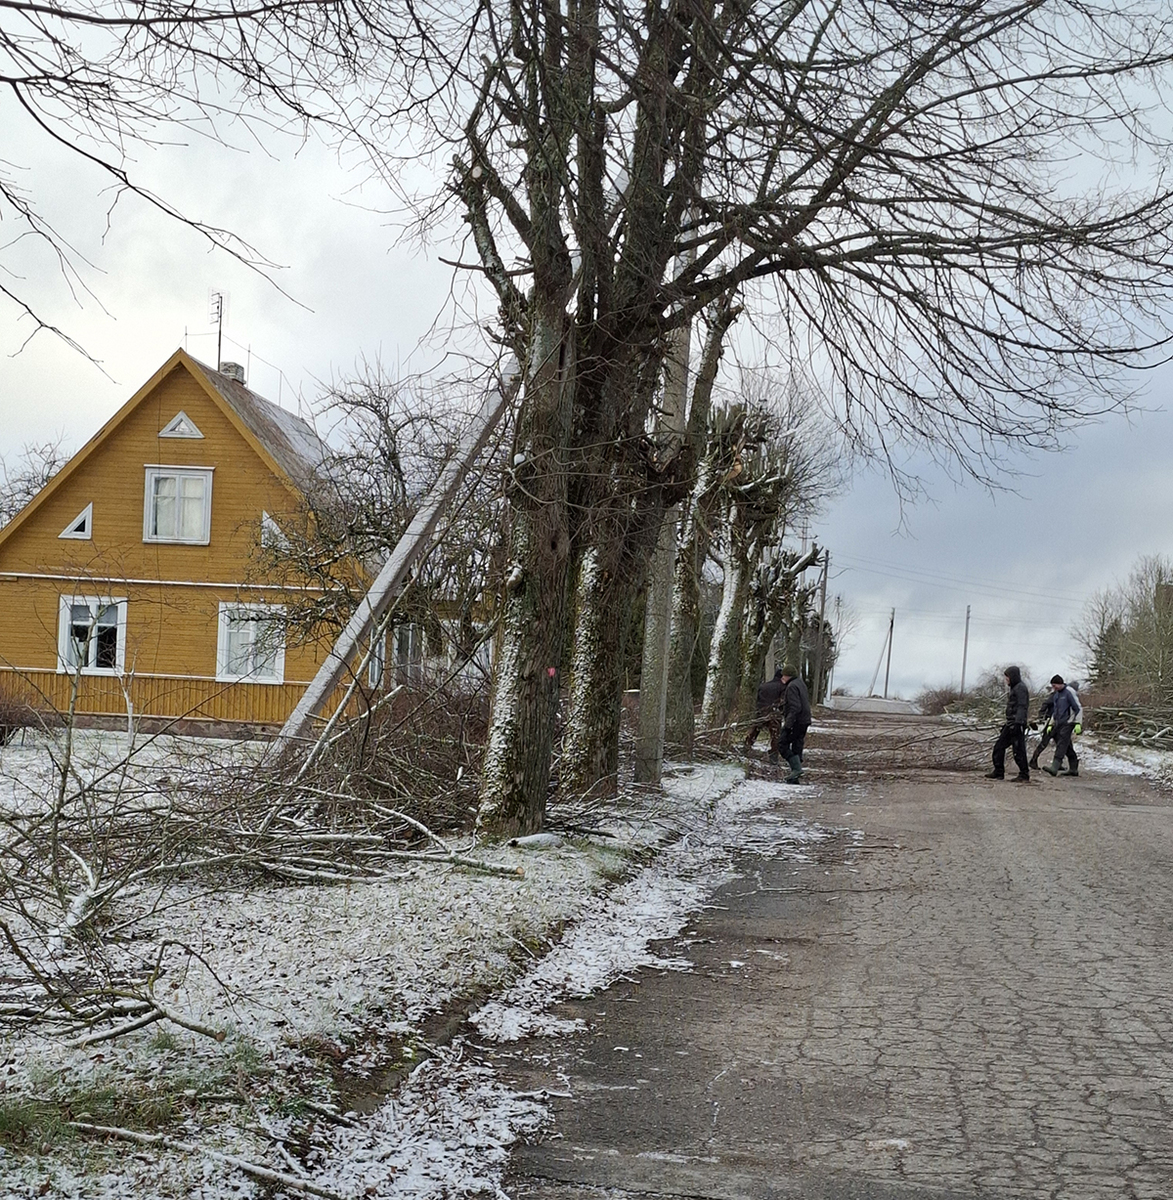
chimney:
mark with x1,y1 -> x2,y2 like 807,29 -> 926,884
219,361 -> 246,384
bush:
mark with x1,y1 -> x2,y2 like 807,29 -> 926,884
915,684 -> 964,715
0,685 -> 37,746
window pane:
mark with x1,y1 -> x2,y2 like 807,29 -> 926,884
224,615 -> 254,676
178,476 -> 206,540
253,619 -> 280,678
152,476 -> 177,538
95,624 -> 118,669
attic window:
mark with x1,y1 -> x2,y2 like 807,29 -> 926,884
58,503 -> 93,540
159,411 -> 204,439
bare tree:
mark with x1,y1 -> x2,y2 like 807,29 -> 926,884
0,439 -> 70,528
0,0 -> 396,344
251,369 -> 509,677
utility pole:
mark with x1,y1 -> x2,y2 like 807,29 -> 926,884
826,595 -> 841,699
960,604 -> 971,696
811,550 -> 830,703
883,608 -> 895,699
277,361 -> 519,748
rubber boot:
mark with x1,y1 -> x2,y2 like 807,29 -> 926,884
1028,754 -> 1039,769
785,755 -> 803,784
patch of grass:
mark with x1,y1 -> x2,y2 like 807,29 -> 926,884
224,1034 -> 266,1076
0,1097 -> 71,1149
0,1038 -> 273,1153
590,842 -> 646,883
0,1081 -> 179,1151
147,1027 -> 182,1053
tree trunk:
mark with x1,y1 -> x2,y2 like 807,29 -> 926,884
563,494 -> 664,795
635,505 -> 679,782
663,298 -> 740,747
478,314 -> 573,836
701,519 -> 749,732
665,464 -> 721,746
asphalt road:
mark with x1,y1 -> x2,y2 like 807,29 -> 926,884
491,715 -> 1173,1199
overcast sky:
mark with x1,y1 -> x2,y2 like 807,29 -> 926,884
2,117 -> 1169,703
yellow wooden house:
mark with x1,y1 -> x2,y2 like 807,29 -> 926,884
0,349 -> 348,734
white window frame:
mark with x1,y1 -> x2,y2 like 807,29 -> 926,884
59,502 -> 93,540
261,511 -> 289,550
57,595 -> 128,676
158,410 -> 205,439
216,602 -> 286,684
143,466 -> 214,545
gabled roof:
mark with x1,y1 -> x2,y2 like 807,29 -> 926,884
192,357 -> 327,492
0,349 -> 328,551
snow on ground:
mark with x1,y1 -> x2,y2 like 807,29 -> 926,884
0,735 -> 835,1199
311,768 -> 835,1199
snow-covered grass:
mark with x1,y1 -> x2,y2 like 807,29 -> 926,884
0,731 -> 840,1198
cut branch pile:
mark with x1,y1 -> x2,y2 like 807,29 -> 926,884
1078,703 -> 1173,751
0,676 -> 519,1045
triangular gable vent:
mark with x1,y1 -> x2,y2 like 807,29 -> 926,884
59,502 -> 93,540
159,411 -> 204,439
261,511 -> 290,549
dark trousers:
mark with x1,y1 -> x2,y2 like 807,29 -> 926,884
1050,724 -> 1079,771
1030,724 -> 1053,763
778,722 -> 809,763
992,722 -> 1029,778
745,714 -> 782,759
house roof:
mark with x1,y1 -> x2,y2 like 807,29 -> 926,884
0,349 -> 328,551
189,356 -> 327,492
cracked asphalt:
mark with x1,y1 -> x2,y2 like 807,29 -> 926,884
489,714 -> 1173,1199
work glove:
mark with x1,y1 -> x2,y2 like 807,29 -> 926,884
1074,723 -> 1082,736
1045,721 -> 1053,734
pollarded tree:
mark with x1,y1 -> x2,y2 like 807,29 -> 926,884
699,397 -> 828,732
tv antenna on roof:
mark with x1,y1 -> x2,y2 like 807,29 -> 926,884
209,290 -> 226,368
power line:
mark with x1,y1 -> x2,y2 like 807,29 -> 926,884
833,553 -> 1086,613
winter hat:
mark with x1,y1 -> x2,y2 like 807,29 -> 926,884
1050,674 -> 1065,686
781,664 -> 799,678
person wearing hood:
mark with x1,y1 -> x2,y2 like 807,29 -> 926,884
986,665 -> 1031,782
1040,674 -> 1083,778
744,667 -> 786,763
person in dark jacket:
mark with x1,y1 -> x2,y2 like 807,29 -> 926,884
778,665 -> 812,784
986,664 -> 1031,782
744,668 -> 785,762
